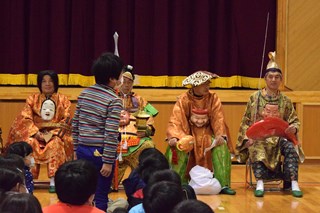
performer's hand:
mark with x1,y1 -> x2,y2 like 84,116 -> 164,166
168,138 -> 178,147
100,163 -> 113,177
34,132 -> 44,141
73,152 -> 77,160
285,125 -> 297,135
245,139 -> 254,148
215,136 -> 226,146
137,131 -> 146,138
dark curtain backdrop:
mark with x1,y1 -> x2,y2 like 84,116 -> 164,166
0,0 -> 276,86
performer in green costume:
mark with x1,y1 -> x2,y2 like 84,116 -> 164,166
116,65 -> 158,186
166,71 -> 235,195
236,52 -> 303,198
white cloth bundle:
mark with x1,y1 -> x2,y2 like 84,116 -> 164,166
189,165 -> 221,195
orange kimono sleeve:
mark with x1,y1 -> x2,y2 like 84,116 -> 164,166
7,94 -> 40,144
166,93 -> 191,140
208,93 -> 227,138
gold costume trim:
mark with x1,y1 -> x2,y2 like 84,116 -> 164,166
0,74 -> 265,89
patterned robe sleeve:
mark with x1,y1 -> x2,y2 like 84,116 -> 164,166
236,94 -> 255,162
22,95 -> 40,137
283,97 -> 300,131
208,93 -> 227,138
166,94 -> 191,140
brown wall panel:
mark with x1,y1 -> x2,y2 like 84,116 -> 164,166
302,105 -> 320,158
1,88 -> 320,160
285,0 -> 320,90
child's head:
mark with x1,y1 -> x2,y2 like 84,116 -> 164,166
143,181 -> 184,213
138,148 -> 162,162
0,164 -> 26,195
0,192 -> 42,213
0,154 -> 25,172
7,142 -> 34,168
113,207 -> 128,213
147,169 -> 181,186
55,159 -> 98,206
136,148 -> 169,183
171,199 -> 214,213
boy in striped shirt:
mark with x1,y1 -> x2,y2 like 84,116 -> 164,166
72,52 -> 124,211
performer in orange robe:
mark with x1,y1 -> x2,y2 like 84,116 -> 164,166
166,71 -> 235,195
7,70 -> 73,193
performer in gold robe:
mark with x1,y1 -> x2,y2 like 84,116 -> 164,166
166,70 -> 235,195
236,52 -> 303,197
115,65 -> 157,187
7,70 -> 73,193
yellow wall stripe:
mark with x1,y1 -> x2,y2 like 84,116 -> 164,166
0,74 -> 265,89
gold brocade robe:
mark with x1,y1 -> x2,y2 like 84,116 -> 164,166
166,89 -> 227,173
119,92 -> 155,127
116,92 -> 156,185
236,90 -> 300,171
7,93 -> 73,177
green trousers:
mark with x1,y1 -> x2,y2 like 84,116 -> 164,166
165,143 -> 231,187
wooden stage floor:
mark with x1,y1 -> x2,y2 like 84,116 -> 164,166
34,163 -> 320,213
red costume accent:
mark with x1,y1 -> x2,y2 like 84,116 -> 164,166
246,117 -> 298,145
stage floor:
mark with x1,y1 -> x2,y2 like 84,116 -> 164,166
35,163 -> 320,213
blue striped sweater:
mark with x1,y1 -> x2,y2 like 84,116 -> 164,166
72,84 -> 123,164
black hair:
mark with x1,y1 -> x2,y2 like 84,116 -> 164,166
148,169 -> 181,186
171,199 -> 214,213
37,70 -> 59,93
92,52 -> 124,85
0,154 -> 25,173
0,193 -> 42,213
113,207 -> 128,213
265,67 -> 282,74
0,165 -> 25,192
55,159 -> 98,205
138,148 -> 163,163
7,141 -> 33,158
136,148 -> 169,184
143,181 -> 184,213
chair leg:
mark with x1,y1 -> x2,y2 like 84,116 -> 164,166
245,160 -> 284,192
245,160 -> 254,189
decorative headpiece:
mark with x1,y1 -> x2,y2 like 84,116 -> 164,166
191,108 -> 208,115
266,51 -> 282,74
182,71 -> 219,87
123,71 -> 134,81
122,65 -> 134,81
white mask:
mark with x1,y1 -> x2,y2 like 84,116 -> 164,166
29,157 -> 35,168
41,99 -> 55,121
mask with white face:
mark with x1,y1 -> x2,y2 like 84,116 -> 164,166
29,156 -> 35,167
41,99 -> 56,121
